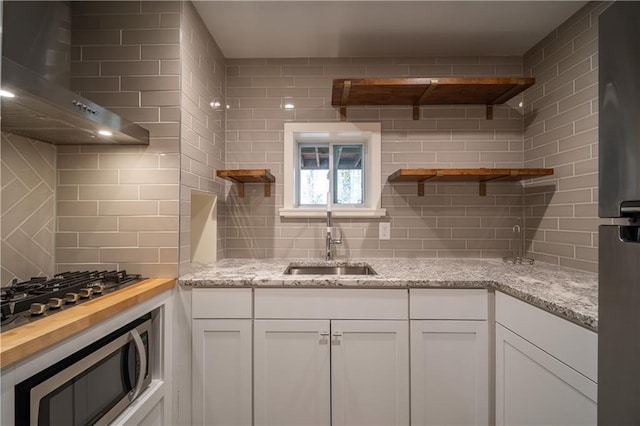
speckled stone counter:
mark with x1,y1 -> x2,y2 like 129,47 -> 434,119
179,258 -> 598,331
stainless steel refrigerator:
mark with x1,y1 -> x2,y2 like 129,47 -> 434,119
598,2 -> 640,424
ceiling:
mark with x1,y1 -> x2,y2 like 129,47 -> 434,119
193,1 -> 587,58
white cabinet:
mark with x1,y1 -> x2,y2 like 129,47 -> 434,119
254,319 -> 409,426
112,381 -> 166,426
189,286 -> 596,426
254,320 -> 331,426
495,292 -> 597,426
495,324 -> 596,426
254,288 -> 409,426
192,319 -> 252,426
191,289 -> 252,426
331,320 -> 409,426
411,320 -> 488,426
410,289 -> 489,426
137,396 -> 164,426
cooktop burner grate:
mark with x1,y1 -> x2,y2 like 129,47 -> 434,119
1,270 -> 144,332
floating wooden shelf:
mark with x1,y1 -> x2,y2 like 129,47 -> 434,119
216,169 -> 275,197
331,77 -> 535,121
388,168 -> 554,196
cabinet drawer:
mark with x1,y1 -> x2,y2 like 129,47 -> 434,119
410,289 -> 488,320
495,292 -> 597,382
254,288 -> 408,319
192,288 -> 252,319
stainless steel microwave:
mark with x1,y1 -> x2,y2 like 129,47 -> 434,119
15,314 -> 153,426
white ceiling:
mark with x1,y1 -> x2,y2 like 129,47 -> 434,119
193,1 -> 587,58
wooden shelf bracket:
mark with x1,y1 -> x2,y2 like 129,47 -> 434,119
413,79 -> 438,120
486,80 -> 527,121
416,174 -> 439,196
340,80 -> 352,121
478,171 -> 517,196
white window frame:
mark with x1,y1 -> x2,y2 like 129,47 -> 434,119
280,122 -> 386,218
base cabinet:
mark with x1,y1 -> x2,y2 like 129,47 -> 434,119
192,319 -> 252,426
495,324 -> 597,426
410,320 -> 489,426
254,320 -> 331,425
495,293 -> 597,426
191,289 -> 253,426
254,319 -> 409,426
113,383 -> 166,426
331,320 -> 410,426
137,396 -> 164,426
409,289 -> 489,426
189,288 -> 596,426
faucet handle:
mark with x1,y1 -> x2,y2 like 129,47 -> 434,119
333,229 -> 343,245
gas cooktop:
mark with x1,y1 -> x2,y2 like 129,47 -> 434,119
1,270 -> 144,332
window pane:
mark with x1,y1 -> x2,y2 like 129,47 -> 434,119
300,146 -> 329,170
299,144 -> 329,205
300,170 -> 329,205
333,144 -> 363,205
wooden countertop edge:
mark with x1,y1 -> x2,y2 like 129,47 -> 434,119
0,278 -> 175,369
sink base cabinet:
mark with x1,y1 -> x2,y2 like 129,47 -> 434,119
253,319 -> 409,426
410,320 -> 489,426
331,320 -> 410,426
254,320 -> 331,426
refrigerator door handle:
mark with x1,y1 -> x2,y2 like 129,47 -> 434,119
620,201 -> 640,217
620,225 -> 640,243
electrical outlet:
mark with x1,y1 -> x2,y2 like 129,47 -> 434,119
379,223 -> 391,240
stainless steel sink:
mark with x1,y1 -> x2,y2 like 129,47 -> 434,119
284,264 -> 377,275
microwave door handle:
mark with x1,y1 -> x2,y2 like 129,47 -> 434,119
129,328 -> 147,401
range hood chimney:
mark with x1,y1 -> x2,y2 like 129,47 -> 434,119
1,1 -> 149,145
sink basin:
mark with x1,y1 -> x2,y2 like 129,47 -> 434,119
284,264 -> 377,276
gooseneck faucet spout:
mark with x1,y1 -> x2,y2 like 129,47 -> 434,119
326,211 -> 342,260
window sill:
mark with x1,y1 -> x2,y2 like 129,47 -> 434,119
278,208 -> 387,219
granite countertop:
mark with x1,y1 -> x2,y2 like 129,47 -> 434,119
179,258 -> 598,331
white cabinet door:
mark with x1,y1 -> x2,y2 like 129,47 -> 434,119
410,320 -> 488,426
136,395 -> 164,426
192,319 -> 252,426
254,320 -> 331,426
331,320 -> 410,426
496,324 -> 597,426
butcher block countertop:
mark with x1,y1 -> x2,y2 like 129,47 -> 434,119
0,278 -> 175,369
180,258 -> 598,331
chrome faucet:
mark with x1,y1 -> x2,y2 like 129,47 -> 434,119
325,211 -> 342,260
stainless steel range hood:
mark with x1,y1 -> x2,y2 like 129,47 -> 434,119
1,1 -> 149,145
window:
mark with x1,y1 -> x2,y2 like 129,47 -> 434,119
281,122 -> 385,218
297,143 -> 364,206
